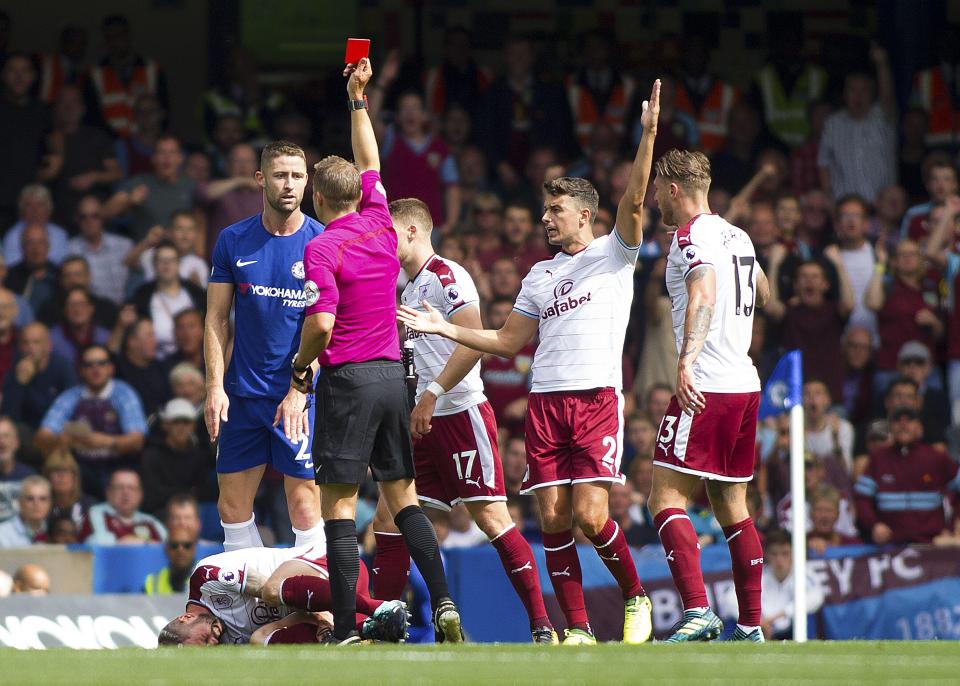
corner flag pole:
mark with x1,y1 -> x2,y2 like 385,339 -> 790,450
789,402 -> 807,643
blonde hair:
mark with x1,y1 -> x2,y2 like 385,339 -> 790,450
389,198 -> 433,239
654,149 -> 712,195
260,140 -> 305,172
312,155 -> 362,212
42,449 -> 81,502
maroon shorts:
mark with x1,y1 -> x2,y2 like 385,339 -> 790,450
521,387 -> 626,494
414,401 -> 506,510
653,391 -> 760,481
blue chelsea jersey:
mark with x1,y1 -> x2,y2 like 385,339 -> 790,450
210,214 -> 324,399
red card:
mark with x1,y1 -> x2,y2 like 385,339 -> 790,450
345,38 -> 370,65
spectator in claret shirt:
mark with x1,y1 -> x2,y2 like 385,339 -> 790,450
80,468 -> 166,545
43,448 -> 94,530
479,297 -> 533,435
854,407 -> 960,545
865,238 -> 943,396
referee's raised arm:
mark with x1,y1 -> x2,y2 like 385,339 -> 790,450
345,58 -> 379,173
273,56 -> 463,645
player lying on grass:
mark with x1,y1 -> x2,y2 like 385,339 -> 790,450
157,545 -> 408,646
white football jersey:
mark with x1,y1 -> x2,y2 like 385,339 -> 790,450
400,255 -> 486,416
665,213 -> 761,393
514,231 -> 639,393
186,545 -> 324,644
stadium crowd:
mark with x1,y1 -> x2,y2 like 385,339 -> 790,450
1,13 -> 959,613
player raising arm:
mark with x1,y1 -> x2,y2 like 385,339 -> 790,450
399,80 -> 662,646
647,149 -> 770,644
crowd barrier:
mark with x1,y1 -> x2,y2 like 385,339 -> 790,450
2,542 -> 957,647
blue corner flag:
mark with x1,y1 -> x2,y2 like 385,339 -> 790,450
758,350 -> 803,420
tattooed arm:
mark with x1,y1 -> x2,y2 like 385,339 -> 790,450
677,266 -> 717,415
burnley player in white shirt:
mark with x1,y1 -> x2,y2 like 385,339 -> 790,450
647,149 -> 772,644
374,197 -> 556,645
399,80 -> 662,646
157,545 -> 408,646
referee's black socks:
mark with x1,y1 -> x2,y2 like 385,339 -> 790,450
394,505 -> 450,608
324,518 -> 360,639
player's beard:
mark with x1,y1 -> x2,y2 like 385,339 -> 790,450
660,201 -> 675,227
265,187 -> 301,216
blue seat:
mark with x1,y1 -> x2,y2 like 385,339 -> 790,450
199,500 -> 225,543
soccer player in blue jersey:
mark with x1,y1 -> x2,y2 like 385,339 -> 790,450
204,141 -> 325,551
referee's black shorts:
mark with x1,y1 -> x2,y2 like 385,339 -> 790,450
313,360 -> 414,485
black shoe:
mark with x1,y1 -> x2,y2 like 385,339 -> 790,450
432,597 -> 464,644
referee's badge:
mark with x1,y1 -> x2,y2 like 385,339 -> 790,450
303,280 -> 319,306
291,260 -> 305,279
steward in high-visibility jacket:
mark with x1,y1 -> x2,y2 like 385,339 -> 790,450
88,55 -> 166,138
755,63 -> 827,148
565,70 -> 635,150
143,565 -> 192,595
674,77 -> 740,154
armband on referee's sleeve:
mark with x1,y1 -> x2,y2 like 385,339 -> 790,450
426,381 -> 445,398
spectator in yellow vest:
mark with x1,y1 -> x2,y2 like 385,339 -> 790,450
144,525 -> 197,595
747,19 -> 827,149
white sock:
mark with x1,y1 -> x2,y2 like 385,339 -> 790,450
292,522 -> 326,551
221,515 -> 264,551
737,624 -> 760,634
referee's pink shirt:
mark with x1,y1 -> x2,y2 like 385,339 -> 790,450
303,170 -> 401,367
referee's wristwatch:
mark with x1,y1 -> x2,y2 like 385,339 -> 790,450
290,358 -> 313,394
348,95 -> 369,111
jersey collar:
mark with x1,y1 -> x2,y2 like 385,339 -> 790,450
411,254 -> 438,281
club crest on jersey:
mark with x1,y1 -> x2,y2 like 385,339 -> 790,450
303,280 -> 319,306
291,260 -> 305,279
212,594 -> 233,609
418,285 -> 430,303
443,284 -> 461,304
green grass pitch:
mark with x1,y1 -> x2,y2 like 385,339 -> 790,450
3,641 -> 959,685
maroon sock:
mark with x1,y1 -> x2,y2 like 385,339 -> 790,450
588,519 -> 644,599
279,575 -> 331,611
542,530 -> 589,630
722,517 -> 763,626
372,531 -> 410,600
654,508 -> 708,610
491,525 -> 551,628
280,574 -> 381,616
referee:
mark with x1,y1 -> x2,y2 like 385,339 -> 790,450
275,57 -> 462,645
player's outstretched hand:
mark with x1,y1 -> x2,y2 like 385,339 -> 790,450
397,301 -> 445,335
410,392 -> 437,439
273,386 -> 309,444
205,386 -> 230,441
639,79 -> 661,134
345,57 -> 373,98
676,364 -> 706,415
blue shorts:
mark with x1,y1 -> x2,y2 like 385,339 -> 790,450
216,394 -> 315,479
